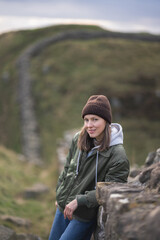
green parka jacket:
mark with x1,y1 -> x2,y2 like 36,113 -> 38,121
56,124 -> 129,221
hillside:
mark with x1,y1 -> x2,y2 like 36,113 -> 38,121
0,24 -> 160,166
0,23 -> 160,238
31,35 -> 160,165
0,145 -> 57,238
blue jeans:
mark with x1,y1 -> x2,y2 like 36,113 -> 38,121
48,208 -> 96,240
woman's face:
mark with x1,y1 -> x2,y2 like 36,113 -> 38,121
84,114 -> 106,141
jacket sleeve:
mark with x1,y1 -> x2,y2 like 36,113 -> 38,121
56,133 -> 79,191
76,145 -> 130,208
76,190 -> 99,208
105,146 -> 130,183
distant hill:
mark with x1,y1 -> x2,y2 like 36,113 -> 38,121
0,25 -> 160,239
0,24 -> 160,165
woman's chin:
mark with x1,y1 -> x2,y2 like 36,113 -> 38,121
88,133 -> 96,138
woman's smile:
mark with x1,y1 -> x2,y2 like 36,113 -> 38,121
84,114 -> 106,141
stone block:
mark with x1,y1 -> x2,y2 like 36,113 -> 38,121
23,183 -> 49,199
96,180 -> 160,240
0,225 -> 17,240
1,215 -> 31,227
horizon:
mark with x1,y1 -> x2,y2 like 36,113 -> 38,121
0,0 -> 160,35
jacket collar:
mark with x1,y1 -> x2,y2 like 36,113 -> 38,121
84,146 -> 112,158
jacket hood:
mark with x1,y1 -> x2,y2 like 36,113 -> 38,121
109,123 -> 123,147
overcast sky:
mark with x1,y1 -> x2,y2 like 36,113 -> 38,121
0,0 -> 160,34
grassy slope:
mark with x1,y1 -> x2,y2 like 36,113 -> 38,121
0,25 -> 160,164
0,25 -> 102,239
0,24 -> 159,164
0,145 -> 58,239
0,24 -> 100,153
0,25 -> 160,239
31,37 -> 160,165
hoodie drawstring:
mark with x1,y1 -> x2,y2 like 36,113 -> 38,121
95,150 -> 99,189
76,151 -> 81,176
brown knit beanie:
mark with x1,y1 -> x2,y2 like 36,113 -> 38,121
82,95 -> 112,124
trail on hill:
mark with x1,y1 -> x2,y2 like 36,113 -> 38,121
16,29 -> 160,164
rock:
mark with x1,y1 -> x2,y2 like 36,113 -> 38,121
139,164 -> 154,183
23,183 -> 49,199
0,225 -> 41,240
0,225 -> 17,240
145,149 -> 160,166
94,206 -> 106,240
145,151 -> 156,166
129,167 -> 141,178
139,162 -> 160,191
1,215 -> 31,227
154,148 -> 160,163
148,163 -> 160,189
127,174 -> 141,186
117,205 -> 160,240
96,182 -> 160,240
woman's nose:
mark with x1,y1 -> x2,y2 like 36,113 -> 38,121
87,121 -> 93,127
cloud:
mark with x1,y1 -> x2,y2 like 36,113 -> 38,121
0,15 -> 160,35
0,0 -> 160,20
0,0 -> 160,34
0,1 -> 98,18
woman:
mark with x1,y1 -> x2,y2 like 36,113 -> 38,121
49,95 -> 129,240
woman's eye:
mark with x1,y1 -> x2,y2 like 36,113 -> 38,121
93,118 -> 98,121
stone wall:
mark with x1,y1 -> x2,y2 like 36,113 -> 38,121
95,149 -> 160,240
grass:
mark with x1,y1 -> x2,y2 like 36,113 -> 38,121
1,26 -> 160,159
31,37 -> 160,165
0,145 -> 58,239
0,24 -> 160,239
0,24 -> 100,153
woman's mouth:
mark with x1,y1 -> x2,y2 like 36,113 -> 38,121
88,130 -> 96,134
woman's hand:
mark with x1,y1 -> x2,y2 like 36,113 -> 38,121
64,199 -> 78,220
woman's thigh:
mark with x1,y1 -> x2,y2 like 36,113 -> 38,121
59,218 -> 96,240
48,208 -> 70,240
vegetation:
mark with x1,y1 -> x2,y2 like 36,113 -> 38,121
0,145 -> 57,238
0,24 -> 160,239
0,24 -> 100,153
31,36 -> 160,164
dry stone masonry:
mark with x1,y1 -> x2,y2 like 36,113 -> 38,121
95,149 -> 160,240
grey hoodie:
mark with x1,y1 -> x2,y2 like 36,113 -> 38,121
88,123 -> 124,156
110,123 -> 123,146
